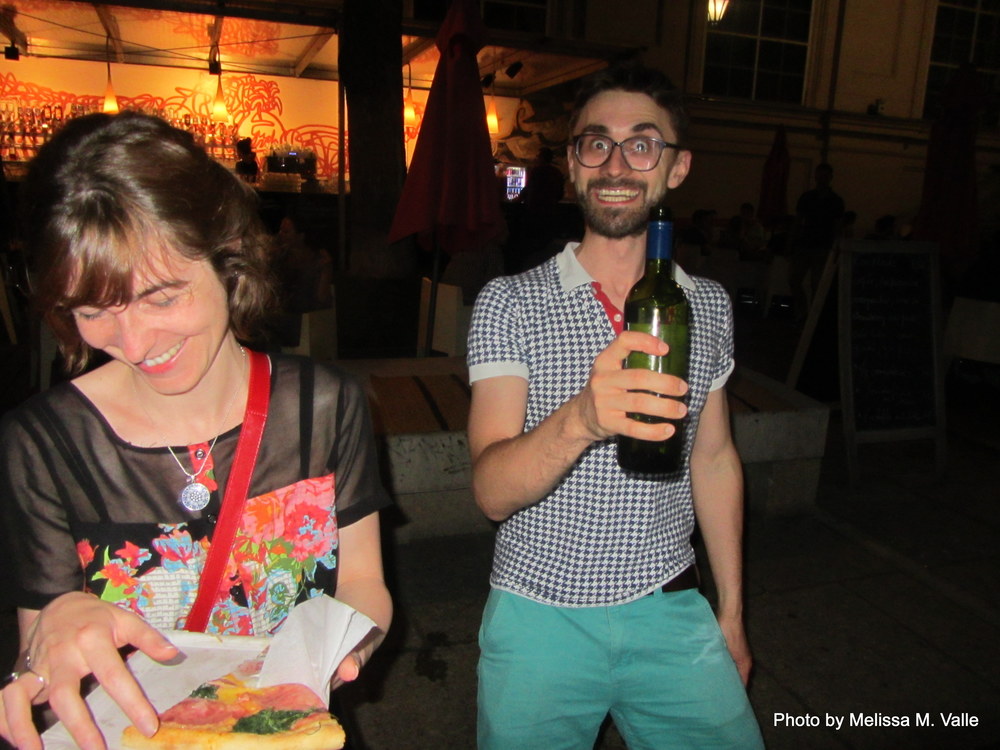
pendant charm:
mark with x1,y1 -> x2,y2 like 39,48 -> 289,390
179,481 -> 211,512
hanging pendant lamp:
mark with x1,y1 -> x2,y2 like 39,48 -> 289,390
103,61 -> 119,114
212,73 -> 229,122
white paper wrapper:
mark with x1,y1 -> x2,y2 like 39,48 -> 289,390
41,596 -> 376,750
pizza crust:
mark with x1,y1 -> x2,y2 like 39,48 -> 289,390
121,715 -> 345,750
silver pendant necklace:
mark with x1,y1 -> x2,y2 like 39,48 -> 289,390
132,347 -> 246,512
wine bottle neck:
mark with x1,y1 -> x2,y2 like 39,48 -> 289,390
644,257 -> 672,275
646,220 -> 673,261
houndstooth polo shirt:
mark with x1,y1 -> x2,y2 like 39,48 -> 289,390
468,243 -> 735,607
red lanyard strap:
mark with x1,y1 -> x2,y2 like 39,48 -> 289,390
185,349 -> 271,633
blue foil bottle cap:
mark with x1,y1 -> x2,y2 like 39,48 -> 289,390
646,205 -> 673,260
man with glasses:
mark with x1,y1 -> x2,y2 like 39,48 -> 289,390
467,62 -> 763,749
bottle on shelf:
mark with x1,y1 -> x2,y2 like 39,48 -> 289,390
617,205 -> 690,474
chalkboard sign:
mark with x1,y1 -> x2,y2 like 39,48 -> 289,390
838,241 -> 946,481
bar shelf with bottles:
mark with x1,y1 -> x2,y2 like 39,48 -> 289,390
1,100 -> 239,178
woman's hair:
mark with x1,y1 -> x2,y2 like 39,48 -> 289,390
20,111 -> 276,372
568,61 -> 690,148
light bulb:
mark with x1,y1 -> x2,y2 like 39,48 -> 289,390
212,75 -> 229,123
487,97 -> 499,136
103,66 -> 119,114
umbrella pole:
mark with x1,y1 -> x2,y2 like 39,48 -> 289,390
421,240 -> 441,357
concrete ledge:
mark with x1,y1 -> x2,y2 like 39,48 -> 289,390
729,367 -> 831,516
344,359 -> 830,540
386,432 -> 471,494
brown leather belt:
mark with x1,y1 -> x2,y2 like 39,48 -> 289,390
649,565 -> 699,595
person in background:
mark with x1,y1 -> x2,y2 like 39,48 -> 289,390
0,112 -> 392,750
841,209 -> 858,240
234,137 -> 259,184
680,208 -> 718,255
866,214 -> 898,241
726,202 -> 767,261
467,62 -> 763,749
274,214 -> 334,313
517,146 -> 565,214
767,214 -> 794,257
790,162 -> 845,318
510,146 -> 568,272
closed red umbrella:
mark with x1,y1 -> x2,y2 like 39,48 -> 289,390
757,124 -> 790,231
388,0 -> 505,354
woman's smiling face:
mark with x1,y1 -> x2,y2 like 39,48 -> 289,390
71,247 -> 232,395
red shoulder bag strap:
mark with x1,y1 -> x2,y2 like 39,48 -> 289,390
185,349 -> 271,633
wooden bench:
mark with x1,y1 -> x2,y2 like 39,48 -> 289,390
340,358 -> 830,541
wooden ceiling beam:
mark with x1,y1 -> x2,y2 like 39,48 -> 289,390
208,14 -> 224,46
93,4 -> 125,62
401,36 -> 434,66
293,28 -> 333,77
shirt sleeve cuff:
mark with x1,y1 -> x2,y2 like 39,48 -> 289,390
709,358 -> 735,391
468,361 -> 530,384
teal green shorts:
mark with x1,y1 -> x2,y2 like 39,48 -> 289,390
477,587 -> 764,750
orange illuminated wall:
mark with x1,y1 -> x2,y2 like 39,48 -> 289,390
0,62 -> 345,181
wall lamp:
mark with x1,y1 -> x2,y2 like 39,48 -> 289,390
3,44 -> 18,60
708,0 -> 730,24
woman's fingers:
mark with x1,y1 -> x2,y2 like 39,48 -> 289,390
2,678 -> 46,750
23,594 -> 178,747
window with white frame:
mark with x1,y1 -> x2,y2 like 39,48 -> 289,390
703,0 -> 813,104
925,0 -> 1000,126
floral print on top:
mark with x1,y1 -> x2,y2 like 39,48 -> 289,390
75,473 -> 337,636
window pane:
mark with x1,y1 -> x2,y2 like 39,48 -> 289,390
924,64 -> 954,120
703,0 -> 811,104
758,40 -> 783,69
780,73 -> 805,102
785,9 -> 811,41
704,34 -> 757,99
756,71 -> 780,101
975,13 -> 1000,68
982,71 -> 1000,126
933,6 -> 976,65
758,40 -> 804,72
759,0 -> 811,40
717,0 -> 761,35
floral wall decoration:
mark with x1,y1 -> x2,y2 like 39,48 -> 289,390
1,61 -> 345,182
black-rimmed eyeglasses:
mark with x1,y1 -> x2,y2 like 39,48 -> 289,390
572,133 -> 680,171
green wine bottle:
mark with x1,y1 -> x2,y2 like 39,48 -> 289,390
617,205 -> 690,474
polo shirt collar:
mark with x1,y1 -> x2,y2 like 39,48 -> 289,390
555,242 -> 697,293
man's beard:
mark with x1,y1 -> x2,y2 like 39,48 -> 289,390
575,178 -> 663,239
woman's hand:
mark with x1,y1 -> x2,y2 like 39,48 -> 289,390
2,592 -> 179,750
330,651 -> 362,690
1,654 -> 48,750
328,625 -> 384,692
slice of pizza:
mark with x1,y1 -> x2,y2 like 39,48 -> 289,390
121,671 -> 345,750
